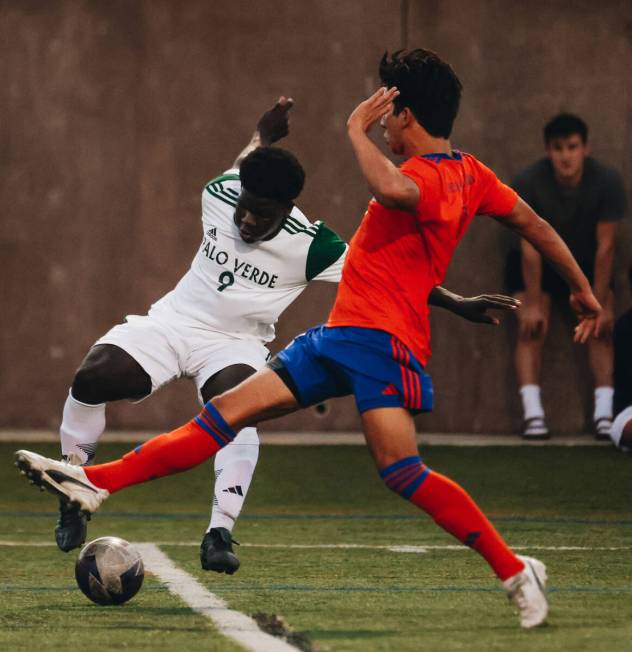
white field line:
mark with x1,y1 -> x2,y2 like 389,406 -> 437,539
135,543 -> 299,652
1,541 -> 630,552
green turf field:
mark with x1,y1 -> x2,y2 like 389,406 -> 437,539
1,442 -> 631,651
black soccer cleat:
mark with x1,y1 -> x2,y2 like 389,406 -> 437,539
200,527 -> 240,574
55,499 -> 89,552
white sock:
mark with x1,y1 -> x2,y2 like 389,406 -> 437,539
520,384 -> 545,420
208,427 -> 259,533
594,386 -> 614,421
60,389 -> 106,464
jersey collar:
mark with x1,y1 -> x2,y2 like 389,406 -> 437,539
420,150 -> 463,163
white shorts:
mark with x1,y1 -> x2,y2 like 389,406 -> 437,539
95,312 -> 270,402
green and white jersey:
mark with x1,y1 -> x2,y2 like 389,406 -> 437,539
150,170 -> 347,343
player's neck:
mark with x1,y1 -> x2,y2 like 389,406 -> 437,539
402,128 -> 451,158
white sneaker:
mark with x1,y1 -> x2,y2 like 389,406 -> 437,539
15,450 -> 109,514
522,417 -> 550,440
503,555 -> 548,628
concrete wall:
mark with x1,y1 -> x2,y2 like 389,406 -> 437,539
2,0 -> 630,433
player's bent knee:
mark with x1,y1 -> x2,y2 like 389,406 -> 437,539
72,365 -> 111,404
379,455 -> 430,499
73,348 -> 151,404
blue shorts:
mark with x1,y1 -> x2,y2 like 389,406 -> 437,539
272,326 -> 433,414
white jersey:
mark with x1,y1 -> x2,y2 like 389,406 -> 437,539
150,170 -> 347,343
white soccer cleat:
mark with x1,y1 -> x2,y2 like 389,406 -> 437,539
503,555 -> 548,628
14,450 -> 109,514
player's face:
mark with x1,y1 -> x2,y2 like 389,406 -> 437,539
380,108 -> 405,155
234,190 -> 290,243
546,134 -> 588,182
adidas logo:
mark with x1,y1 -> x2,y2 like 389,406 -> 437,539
222,485 -> 243,496
382,384 -> 399,396
206,226 -> 217,240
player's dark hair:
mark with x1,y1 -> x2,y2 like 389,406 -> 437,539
544,113 -> 588,144
379,49 -> 462,138
240,146 -> 305,203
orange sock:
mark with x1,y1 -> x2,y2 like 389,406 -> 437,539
410,471 -> 524,580
381,456 -> 523,580
85,402 -> 236,493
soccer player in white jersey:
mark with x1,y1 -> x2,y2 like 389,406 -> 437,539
55,97 -> 519,572
55,97 -> 346,569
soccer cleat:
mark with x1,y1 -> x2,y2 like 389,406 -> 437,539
55,500 -> 89,552
200,527 -> 240,574
503,555 -> 548,628
14,450 -> 109,514
521,417 -> 550,440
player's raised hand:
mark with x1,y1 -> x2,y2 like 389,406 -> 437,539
257,96 -> 294,145
455,294 -> 521,325
569,287 -> 602,343
347,87 -> 399,134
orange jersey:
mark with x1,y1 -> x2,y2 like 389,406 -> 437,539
327,152 -> 518,366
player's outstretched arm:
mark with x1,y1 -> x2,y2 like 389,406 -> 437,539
347,87 -> 420,212
429,286 -> 520,325
499,197 -> 601,342
231,96 -> 294,168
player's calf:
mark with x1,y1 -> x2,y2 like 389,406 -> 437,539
379,454 -> 548,626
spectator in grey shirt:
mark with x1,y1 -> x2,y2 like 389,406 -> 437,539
505,114 -> 627,439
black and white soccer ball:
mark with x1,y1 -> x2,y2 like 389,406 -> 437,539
75,537 -> 144,605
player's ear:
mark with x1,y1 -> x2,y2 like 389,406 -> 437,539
400,107 -> 414,127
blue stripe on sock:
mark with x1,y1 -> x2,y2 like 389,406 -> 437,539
195,401 -> 237,448
380,456 -> 431,499
193,416 -> 227,447
379,455 -> 423,479
401,466 -> 430,498
202,402 -> 237,439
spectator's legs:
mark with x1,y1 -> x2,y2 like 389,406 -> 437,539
587,293 -> 614,438
587,339 -> 614,415
514,292 -> 550,437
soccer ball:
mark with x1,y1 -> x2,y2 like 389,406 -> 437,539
75,537 -> 144,605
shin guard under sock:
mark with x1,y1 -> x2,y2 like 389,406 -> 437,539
380,456 -> 524,580
60,389 -> 106,464
85,402 -> 236,493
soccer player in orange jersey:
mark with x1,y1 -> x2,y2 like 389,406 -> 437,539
17,50 -> 602,628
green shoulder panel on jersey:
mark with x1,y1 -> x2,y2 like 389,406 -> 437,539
204,173 -> 241,209
305,222 -> 347,281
